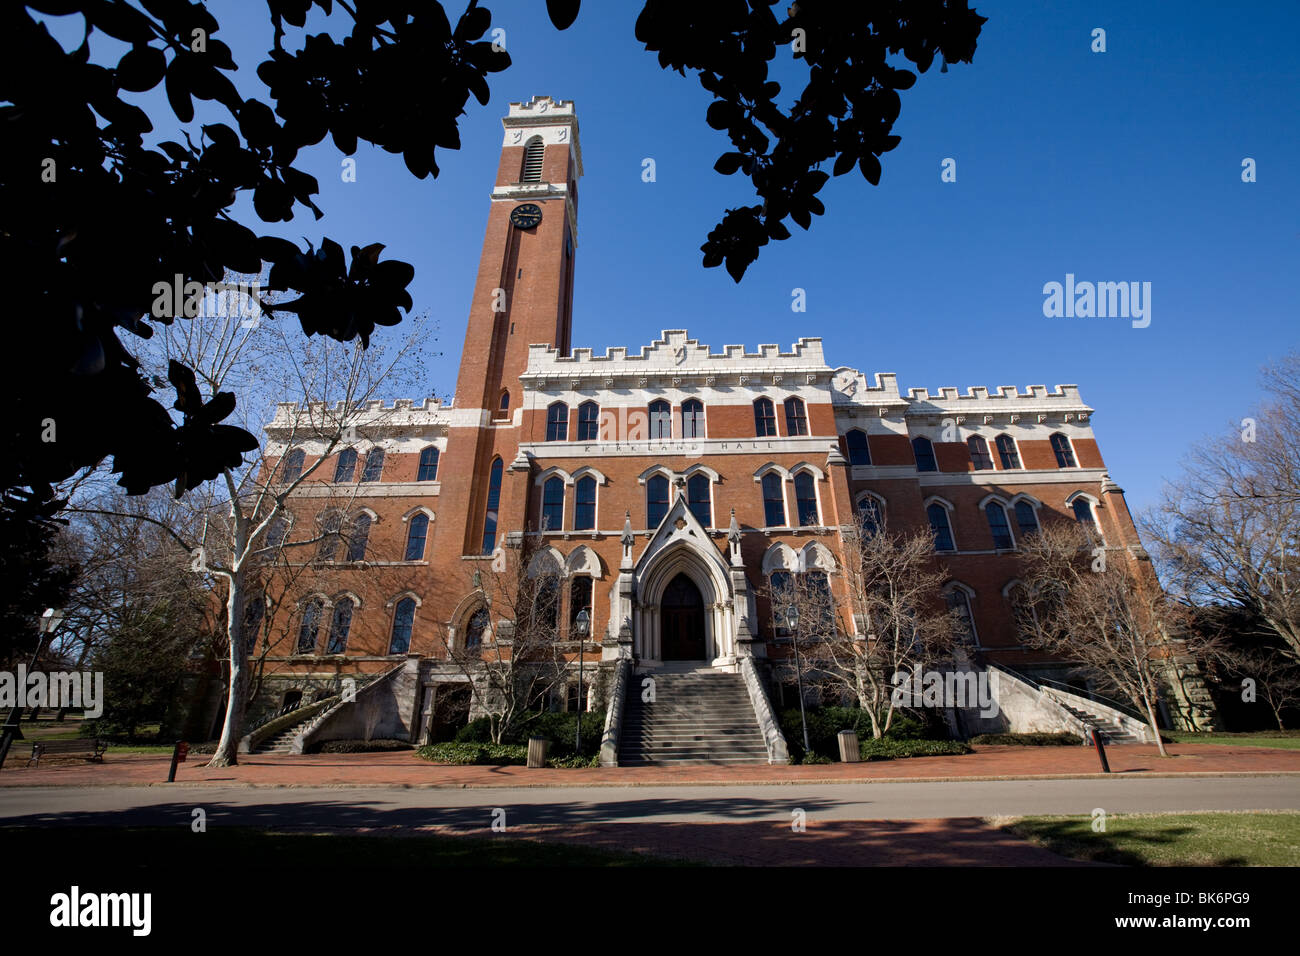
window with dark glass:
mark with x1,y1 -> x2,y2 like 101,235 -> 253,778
265,517 -> 289,549
946,590 -> 976,644
481,458 -> 503,554
762,473 -> 786,526
784,397 -> 808,436
389,597 -> 415,654
333,448 -> 357,483
417,446 -> 439,481
499,390 -> 510,413
574,476 -> 597,531
805,569 -> 835,632
298,600 -> 323,653
241,595 -> 264,655
465,608 -> 489,649
968,435 -> 993,470
912,437 -> 937,472
541,476 -> 565,531
927,503 -> 955,552
985,502 -> 1014,549
577,401 -> 600,441
858,497 -> 884,536
770,570 -> 793,635
569,575 -> 593,630
405,512 -> 429,560
646,474 -> 670,527
996,435 -> 1021,469
317,511 -> 342,561
1051,433 -> 1076,468
680,399 -> 705,439
327,598 -> 353,654
1072,498 -> 1098,531
281,448 -> 305,483
794,471 -> 819,526
687,473 -> 711,527
534,576 -> 560,631
754,398 -> 777,437
361,447 -> 384,482
1014,501 -> 1039,537
546,403 -> 569,442
846,429 -> 871,466
346,513 -> 371,561
648,400 -> 671,440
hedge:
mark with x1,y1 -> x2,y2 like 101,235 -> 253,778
859,739 -> 972,761
779,706 -> 936,761
452,711 -> 604,759
308,739 -> 414,754
416,742 -> 598,768
969,732 -> 1082,746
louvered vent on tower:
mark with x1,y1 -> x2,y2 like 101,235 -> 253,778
520,136 -> 545,182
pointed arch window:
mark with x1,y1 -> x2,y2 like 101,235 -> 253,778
327,598 -> 353,654
794,471 -> 819,526
846,429 -> 871,466
417,446 -> 440,481
946,589 -> 977,645
646,474 -> 670,528
762,472 -> 786,527
569,575 -> 593,630
405,512 -> 429,561
265,517 -> 289,550
577,401 -> 600,441
317,511 -> 343,561
466,608 -> 489,649
927,503 -> 955,552
520,136 -> 545,183
389,597 -> 415,655
648,400 -> 671,440
858,496 -> 884,537
499,390 -> 511,414
361,447 -> 384,482
680,399 -> 705,439
996,434 -> 1021,469
784,397 -> 808,436
1051,433 -> 1077,468
241,594 -> 265,656
280,448 -> 305,484
541,476 -> 565,531
985,502 -> 1014,550
334,448 -> 357,483
574,475 -> 597,531
1014,501 -> 1039,537
481,458 -> 503,554
754,398 -> 777,437
346,513 -> 371,561
1072,497 -> 1099,533
298,600 -> 323,654
968,435 -> 993,470
546,402 -> 569,442
769,570 -> 794,635
687,473 -> 711,528
913,437 -> 937,472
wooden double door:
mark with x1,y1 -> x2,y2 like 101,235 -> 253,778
660,573 -> 706,661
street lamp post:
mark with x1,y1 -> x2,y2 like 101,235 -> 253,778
0,608 -> 65,770
573,608 -> 590,756
786,605 -> 811,756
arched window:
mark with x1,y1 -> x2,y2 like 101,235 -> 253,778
574,475 -> 597,531
680,399 -> 705,439
465,608 -> 489,649
577,401 -> 600,441
327,598 -> 353,654
784,397 -> 808,436
333,448 -> 357,483
417,446 -> 440,481
846,429 -> 871,466
298,600 -> 323,653
912,437 -> 937,472
1014,501 -> 1039,537
520,136 -> 544,183
927,503 -> 955,552
481,458 -> 503,554
346,513 -> 371,561
280,448 -> 305,484
687,473 -> 711,528
265,517 -> 289,549
996,434 -> 1021,469
317,510 -> 343,561
762,472 -> 786,527
546,402 -> 569,442
1072,497 -> 1099,532
968,436 -> 993,471
858,496 -> 884,536
648,400 -> 671,440
985,502 -> 1014,550
534,576 -> 560,631
405,512 -> 429,561
541,476 -> 565,531
1008,584 -> 1038,639
389,597 -> 416,654
499,390 -> 510,414
646,474 -> 670,527
1051,433 -> 1077,468
805,570 -> 835,633
754,398 -> 777,437
769,570 -> 794,635
794,471 -> 818,526
241,594 -> 264,656
946,589 -> 977,645
361,447 -> 384,482
569,575 -> 593,630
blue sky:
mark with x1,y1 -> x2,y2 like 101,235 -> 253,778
40,1 -> 1299,516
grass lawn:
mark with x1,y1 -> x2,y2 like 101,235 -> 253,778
0,826 -> 690,867
1166,730 -> 1300,751
994,811 -> 1300,866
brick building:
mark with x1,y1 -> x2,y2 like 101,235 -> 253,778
225,96 -> 1213,762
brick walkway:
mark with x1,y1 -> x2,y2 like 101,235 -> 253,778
2,742 -> 1297,788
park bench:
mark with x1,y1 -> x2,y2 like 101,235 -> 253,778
26,739 -> 109,767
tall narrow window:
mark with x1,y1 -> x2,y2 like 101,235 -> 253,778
569,576 -> 593,630
481,458 -> 503,554
846,429 -> 871,466
784,397 -> 808,436
985,502 -> 1014,549
680,399 -> 705,439
546,402 -> 569,442
770,570 -> 794,635
946,589 -> 977,645
417,446 -> 440,481
574,475 -> 597,531
1008,584 -> 1037,639
762,473 -> 786,527
1014,501 -> 1039,537
317,511 -> 342,561
968,436 -> 994,470
687,473 -> 711,527
241,595 -> 264,656
1072,497 -> 1098,532
520,136 -> 544,182
499,390 -> 510,414
858,497 -> 884,536
754,398 -> 777,437
465,608 -> 489,649
646,474 -> 670,527
794,472 -> 818,526
541,476 -> 565,531
927,503 -> 955,552
648,400 -> 671,440
912,437 -> 937,472
1051,433 -> 1077,468
361,447 -> 384,482
996,434 -> 1021,469
577,401 -> 600,441
280,448 -> 305,484
265,517 -> 289,550
805,570 -> 834,632
298,600 -> 323,653
346,513 -> 371,561
389,597 -> 415,654
405,512 -> 429,561
327,598 -> 353,654
333,448 -> 357,483
534,576 -> 560,631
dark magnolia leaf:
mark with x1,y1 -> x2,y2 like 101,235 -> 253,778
87,0 -> 156,44
197,390 -> 237,427
765,219 -> 791,240
832,149 -> 856,176
238,98 -> 278,145
253,178 -> 293,222
790,205 -> 811,230
706,99 -> 738,130
546,0 -> 580,30
115,45 -> 167,92
168,360 -> 202,414
714,151 -> 745,175
724,248 -> 755,283
858,152 -> 881,185
453,6 -> 491,41
164,57 -> 194,123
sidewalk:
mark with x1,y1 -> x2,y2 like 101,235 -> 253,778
2,742 -> 1298,788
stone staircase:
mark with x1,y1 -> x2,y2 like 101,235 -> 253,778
1054,699 -> 1142,743
252,718 -> 316,755
618,663 -> 770,766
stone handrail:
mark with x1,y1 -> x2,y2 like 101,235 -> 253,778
298,660 -> 409,754
599,659 -> 630,767
739,656 -> 790,764
239,696 -> 338,754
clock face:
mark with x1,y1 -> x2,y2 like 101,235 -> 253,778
510,203 -> 542,229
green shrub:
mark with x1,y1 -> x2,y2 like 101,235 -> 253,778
416,742 -> 529,765
968,732 -> 1082,746
308,739 -> 414,754
800,752 -> 833,765
859,738 -> 972,761
779,706 -> 940,761
453,711 -> 603,758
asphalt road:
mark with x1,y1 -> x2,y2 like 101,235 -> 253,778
1,776 -> 1296,829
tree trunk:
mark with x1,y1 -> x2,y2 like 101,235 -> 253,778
207,575 -> 247,768
1143,699 -> 1167,757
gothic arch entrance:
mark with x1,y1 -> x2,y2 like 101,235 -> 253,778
660,573 -> 706,661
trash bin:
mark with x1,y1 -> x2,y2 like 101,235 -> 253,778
837,730 -> 860,763
527,736 -> 550,768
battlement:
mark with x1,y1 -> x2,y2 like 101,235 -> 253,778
904,383 -> 1086,404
